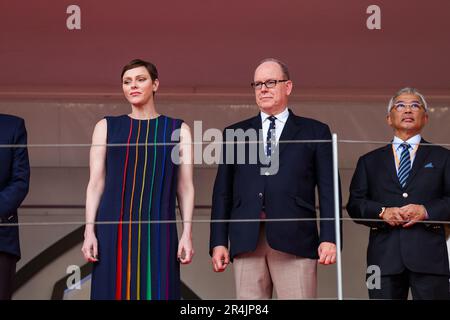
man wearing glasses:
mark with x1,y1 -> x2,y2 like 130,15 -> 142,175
210,58 -> 340,299
347,87 -> 450,299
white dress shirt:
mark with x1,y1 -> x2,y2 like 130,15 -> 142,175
392,134 -> 421,173
391,134 -> 429,218
260,108 -> 290,155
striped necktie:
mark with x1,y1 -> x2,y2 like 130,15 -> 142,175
266,116 -> 277,157
398,142 -> 411,188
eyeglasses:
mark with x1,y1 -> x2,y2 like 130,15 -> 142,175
391,102 -> 424,112
251,79 -> 288,90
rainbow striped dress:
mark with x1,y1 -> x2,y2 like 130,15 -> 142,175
91,114 -> 183,300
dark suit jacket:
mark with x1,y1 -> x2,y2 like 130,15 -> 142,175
210,109 -> 341,259
0,114 -> 30,260
347,139 -> 450,276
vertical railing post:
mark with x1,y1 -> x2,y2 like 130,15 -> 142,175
332,133 -> 343,300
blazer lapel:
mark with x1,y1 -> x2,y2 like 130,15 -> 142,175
276,109 -> 302,157
381,144 -> 402,189
248,114 -> 265,165
249,114 -> 262,132
405,138 -> 432,187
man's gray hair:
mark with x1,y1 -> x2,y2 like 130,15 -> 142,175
257,58 -> 290,80
387,87 -> 428,113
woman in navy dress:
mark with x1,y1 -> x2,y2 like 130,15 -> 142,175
82,59 -> 194,300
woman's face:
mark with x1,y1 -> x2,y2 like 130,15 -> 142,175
122,66 -> 159,106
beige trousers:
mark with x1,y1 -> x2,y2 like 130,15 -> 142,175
233,224 -> 317,299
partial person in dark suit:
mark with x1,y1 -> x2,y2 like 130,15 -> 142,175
0,114 -> 30,300
347,87 -> 450,299
209,58 -> 341,299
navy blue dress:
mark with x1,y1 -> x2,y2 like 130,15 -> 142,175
91,115 -> 183,300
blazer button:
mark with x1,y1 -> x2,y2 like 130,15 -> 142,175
402,192 -> 408,198
258,192 -> 263,198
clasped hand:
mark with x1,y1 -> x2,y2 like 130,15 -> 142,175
381,204 -> 427,227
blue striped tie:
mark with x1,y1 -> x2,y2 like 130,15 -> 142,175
398,143 -> 411,188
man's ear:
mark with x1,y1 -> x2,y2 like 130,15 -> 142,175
423,113 -> 429,125
386,114 -> 392,127
285,80 -> 293,96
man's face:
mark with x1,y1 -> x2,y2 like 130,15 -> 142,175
387,93 -> 428,135
253,62 -> 292,114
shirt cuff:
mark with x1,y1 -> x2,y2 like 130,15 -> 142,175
424,208 -> 429,220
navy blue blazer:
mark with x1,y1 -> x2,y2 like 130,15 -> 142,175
210,109 -> 341,259
347,139 -> 450,276
0,114 -> 30,259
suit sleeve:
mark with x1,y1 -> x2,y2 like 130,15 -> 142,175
316,124 -> 342,244
423,150 -> 450,222
209,129 -> 233,255
0,118 -> 30,219
347,156 -> 384,227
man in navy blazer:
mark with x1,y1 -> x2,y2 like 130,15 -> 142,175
209,58 -> 340,299
0,114 -> 30,300
347,87 -> 450,299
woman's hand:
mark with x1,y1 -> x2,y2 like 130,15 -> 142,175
82,229 -> 99,262
177,233 -> 194,264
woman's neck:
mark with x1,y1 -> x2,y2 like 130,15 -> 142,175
129,103 -> 159,120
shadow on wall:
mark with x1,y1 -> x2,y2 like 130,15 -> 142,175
14,225 -> 201,300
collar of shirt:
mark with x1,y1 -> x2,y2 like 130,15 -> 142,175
260,108 -> 289,150
260,107 -> 289,124
392,134 -> 421,152
392,134 -> 421,170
